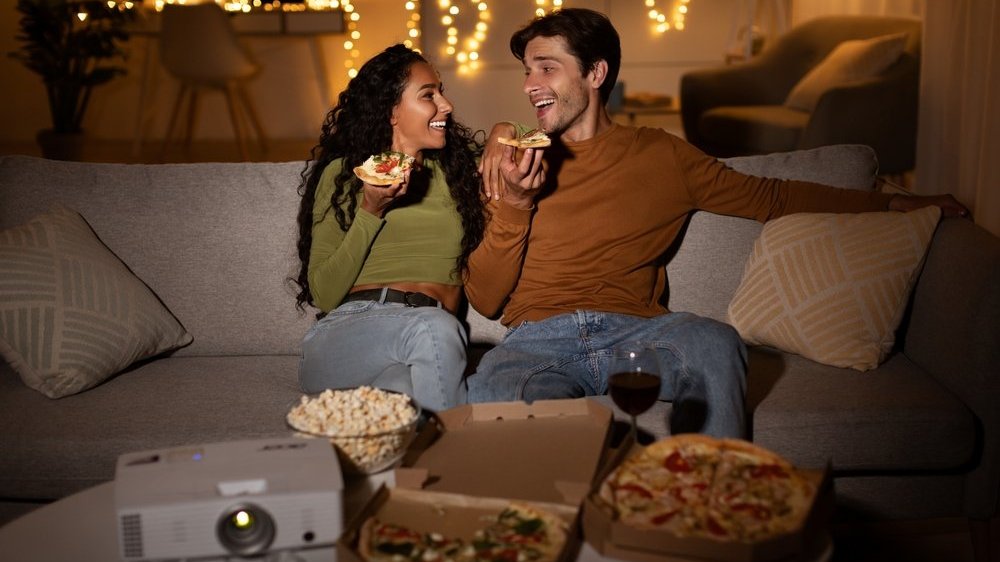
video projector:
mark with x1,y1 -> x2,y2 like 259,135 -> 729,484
115,437 -> 343,560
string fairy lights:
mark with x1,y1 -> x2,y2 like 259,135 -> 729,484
533,0 -> 563,17
645,0 -> 691,33
436,0 -> 489,75
404,1 -> 421,51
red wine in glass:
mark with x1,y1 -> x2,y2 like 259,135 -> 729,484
608,346 -> 661,444
609,372 -> 662,416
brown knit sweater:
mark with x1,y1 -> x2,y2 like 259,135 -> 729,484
466,124 -> 893,327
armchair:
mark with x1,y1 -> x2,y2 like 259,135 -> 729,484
680,16 -> 921,174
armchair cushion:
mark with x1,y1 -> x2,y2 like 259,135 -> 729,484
785,32 -> 908,112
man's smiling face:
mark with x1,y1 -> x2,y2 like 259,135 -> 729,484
521,35 -> 595,139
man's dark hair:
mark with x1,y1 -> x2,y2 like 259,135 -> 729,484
510,8 -> 621,104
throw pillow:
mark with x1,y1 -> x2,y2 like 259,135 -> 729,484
784,32 -> 908,112
727,206 -> 941,371
0,206 -> 192,398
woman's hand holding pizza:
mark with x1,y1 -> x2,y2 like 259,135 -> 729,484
360,169 -> 410,218
479,122 -> 516,201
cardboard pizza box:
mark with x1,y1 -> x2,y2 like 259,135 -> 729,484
338,398 -> 614,562
582,448 -> 834,562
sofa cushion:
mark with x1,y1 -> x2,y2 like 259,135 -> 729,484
0,156 -> 315,357
785,32 -> 908,112
0,356 -> 301,500
666,144 -> 878,323
728,206 -> 941,370
748,348 -> 976,472
0,206 -> 192,398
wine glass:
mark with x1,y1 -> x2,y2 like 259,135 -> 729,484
607,345 -> 662,445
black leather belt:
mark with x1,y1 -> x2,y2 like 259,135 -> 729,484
341,288 -> 442,308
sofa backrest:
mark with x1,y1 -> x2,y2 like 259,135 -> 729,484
0,156 -> 314,357
0,145 -> 880,355
665,144 -> 879,322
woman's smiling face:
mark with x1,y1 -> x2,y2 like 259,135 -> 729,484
391,61 -> 453,157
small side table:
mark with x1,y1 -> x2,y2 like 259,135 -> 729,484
611,96 -> 681,126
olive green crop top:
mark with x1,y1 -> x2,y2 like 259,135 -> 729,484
307,158 -> 464,312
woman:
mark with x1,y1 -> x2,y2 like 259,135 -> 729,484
292,45 -> 486,412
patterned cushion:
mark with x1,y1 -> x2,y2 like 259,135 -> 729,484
0,206 -> 192,398
728,206 -> 940,371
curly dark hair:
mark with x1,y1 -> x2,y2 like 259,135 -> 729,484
292,44 -> 486,311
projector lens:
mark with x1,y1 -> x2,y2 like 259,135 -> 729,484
216,503 -> 275,556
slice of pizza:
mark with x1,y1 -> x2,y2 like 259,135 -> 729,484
475,503 -> 568,562
599,434 -> 722,538
707,439 -> 815,542
353,151 -> 416,186
496,128 -> 551,148
359,518 -> 471,562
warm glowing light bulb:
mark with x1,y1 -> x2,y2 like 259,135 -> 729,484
76,11 -> 88,21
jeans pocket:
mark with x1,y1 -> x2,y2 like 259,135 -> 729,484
504,320 -> 534,341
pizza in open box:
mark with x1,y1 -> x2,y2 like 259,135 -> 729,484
598,435 -> 815,542
358,502 -> 568,562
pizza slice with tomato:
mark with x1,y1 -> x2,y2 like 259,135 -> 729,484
599,434 -> 721,537
707,439 -> 815,541
358,502 -> 567,562
353,151 -> 416,186
598,435 -> 817,543
474,503 -> 568,562
359,519 -> 471,562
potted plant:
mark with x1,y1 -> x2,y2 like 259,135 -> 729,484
9,0 -> 134,160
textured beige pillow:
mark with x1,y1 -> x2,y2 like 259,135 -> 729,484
785,32 -> 908,112
728,206 -> 940,371
0,206 -> 192,398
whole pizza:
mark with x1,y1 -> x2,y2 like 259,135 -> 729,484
358,502 -> 568,562
597,435 -> 816,542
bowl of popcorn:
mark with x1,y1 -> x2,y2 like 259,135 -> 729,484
286,386 -> 421,475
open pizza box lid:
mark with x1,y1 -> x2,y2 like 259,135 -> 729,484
582,452 -> 834,562
337,398 -> 614,562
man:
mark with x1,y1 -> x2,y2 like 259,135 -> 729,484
464,8 -> 967,438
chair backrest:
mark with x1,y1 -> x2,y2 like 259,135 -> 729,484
159,3 -> 258,85
759,15 -> 921,92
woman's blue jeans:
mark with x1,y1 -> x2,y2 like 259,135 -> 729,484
465,311 -> 747,438
299,300 -> 468,412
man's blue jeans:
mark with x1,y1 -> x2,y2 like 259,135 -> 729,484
466,311 -> 747,438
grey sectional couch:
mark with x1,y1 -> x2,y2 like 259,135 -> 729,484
1,148 -> 997,552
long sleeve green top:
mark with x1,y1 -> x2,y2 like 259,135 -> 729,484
307,158 -> 464,313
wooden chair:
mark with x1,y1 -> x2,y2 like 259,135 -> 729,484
159,3 -> 267,161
